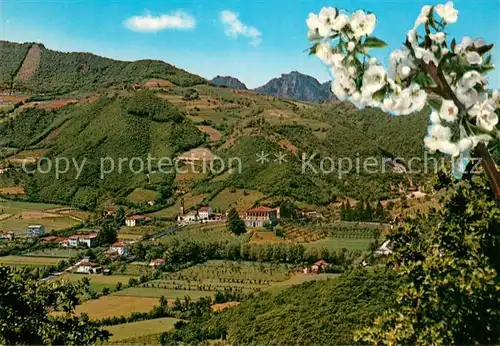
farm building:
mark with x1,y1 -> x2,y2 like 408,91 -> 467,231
41,236 -> 58,243
198,206 -> 213,220
57,237 -> 69,247
26,225 -> 45,237
125,215 -> 151,227
76,261 -> 100,274
149,258 -> 166,268
109,241 -> 131,256
68,233 -> 98,248
178,210 -> 199,223
0,167 -> 9,174
311,260 -> 330,273
239,206 -> 279,227
0,232 -> 14,241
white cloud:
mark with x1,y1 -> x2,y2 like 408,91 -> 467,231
124,11 -> 196,32
220,10 -> 262,46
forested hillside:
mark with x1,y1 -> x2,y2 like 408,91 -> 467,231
0,41 -> 206,94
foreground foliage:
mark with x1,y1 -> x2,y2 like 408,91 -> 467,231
0,266 -> 109,345
356,174 -> 500,345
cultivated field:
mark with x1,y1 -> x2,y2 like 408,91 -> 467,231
152,194 -> 205,219
105,317 -> 179,342
114,260 -> 293,300
0,200 -> 83,233
72,296 -> 160,320
0,255 -> 61,266
303,237 -> 373,251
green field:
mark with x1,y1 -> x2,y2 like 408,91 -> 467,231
59,273 -> 140,293
155,224 -> 239,244
209,188 -> 264,212
113,287 -> 217,299
105,317 -> 179,342
303,237 -> 373,251
128,188 -> 159,204
24,248 -> 80,258
0,255 -> 61,266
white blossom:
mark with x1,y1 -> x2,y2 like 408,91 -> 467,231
435,1 -> 459,24
362,64 -> 387,95
458,134 -> 492,152
429,32 -> 446,44
347,41 -> 356,52
425,123 -> 459,156
388,48 -> 415,80
414,5 -> 432,29
454,36 -> 473,53
473,39 -> 486,48
332,14 -> 349,31
350,10 -> 376,38
466,51 -> 482,65
315,42 -> 334,66
439,99 -> 458,122
430,110 -> 441,124
469,98 -> 498,131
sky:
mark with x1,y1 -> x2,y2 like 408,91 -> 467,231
0,0 -> 499,89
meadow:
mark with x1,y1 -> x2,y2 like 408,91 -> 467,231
59,273 -> 140,293
105,317 -> 179,342
71,296 -> 160,320
24,248 -> 79,258
155,223 -> 239,244
0,255 -> 62,266
209,188 -> 263,212
303,237 -> 373,251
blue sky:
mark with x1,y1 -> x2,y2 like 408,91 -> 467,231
0,0 -> 499,88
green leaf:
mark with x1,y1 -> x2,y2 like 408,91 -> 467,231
363,37 -> 388,49
428,98 -> 442,111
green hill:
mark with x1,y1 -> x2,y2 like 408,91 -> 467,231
0,41 -> 205,94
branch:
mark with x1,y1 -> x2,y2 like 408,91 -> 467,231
422,61 -> 500,198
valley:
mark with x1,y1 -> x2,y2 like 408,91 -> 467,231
0,39 -> 441,344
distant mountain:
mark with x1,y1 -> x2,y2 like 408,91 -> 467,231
254,71 -> 336,103
210,75 -> 248,90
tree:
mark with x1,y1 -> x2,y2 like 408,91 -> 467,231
355,174 -> 500,344
226,208 -> 246,235
97,219 -> 118,246
0,266 -> 110,345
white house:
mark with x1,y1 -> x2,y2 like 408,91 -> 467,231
198,206 -> 213,220
0,232 -> 14,241
26,225 -> 45,237
68,235 -> 79,247
179,210 -> 199,223
78,233 -> 98,248
67,233 -> 99,248
76,261 -> 100,274
110,241 -> 130,256
125,215 -> 149,227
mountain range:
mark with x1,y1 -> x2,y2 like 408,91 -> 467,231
211,72 -> 335,103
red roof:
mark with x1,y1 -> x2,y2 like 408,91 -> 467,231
80,233 -> 98,239
313,260 -> 329,266
56,237 -> 68,242
112,241 -> 128,247
126,215 -> 145,221
69,235 -> 80,239
41,236 -> 57,242
152,258 -> 165,264
79,261 -> 98,267
199,206 -> 211,212
247,206 -> 274,213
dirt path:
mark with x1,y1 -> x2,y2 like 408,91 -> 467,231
16,44 -> 41,81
